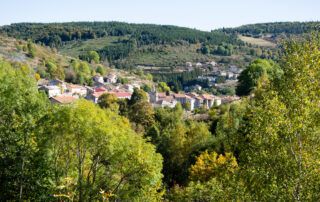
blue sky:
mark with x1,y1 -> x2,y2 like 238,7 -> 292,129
1,0 -> 320,30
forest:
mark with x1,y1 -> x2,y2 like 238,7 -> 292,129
0,30 -> 319,201
0,22 -> 239,47
222,21 -> 320,36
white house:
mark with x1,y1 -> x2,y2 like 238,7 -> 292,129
67,84 -> 88,97
105,74 -> 118,84
196,62 -> 203,68
186,62 -> 192,67
41,85 -> 62,98
93,75 -> 104,84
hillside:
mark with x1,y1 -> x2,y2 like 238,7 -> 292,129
0,22 -> 250,68
0,35 -> 152,86
1,21 -> 318,70
222,21 -> 320,36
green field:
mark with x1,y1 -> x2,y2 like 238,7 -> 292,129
59,36 -> 126,58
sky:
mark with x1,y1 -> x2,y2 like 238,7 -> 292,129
1,0 -> 320,31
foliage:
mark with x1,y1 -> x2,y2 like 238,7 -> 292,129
237,35 -> 320,200
236,59 -> 282,96
189,151 -> 238,182
0,22 -> 239,48
42,100 -> 163,201
128,88 -> 148,106
79,50 -> 100,63
223,21 -> 320,36
150,106 -> 215,186
157,82 -> 170,93
0,60 -> 52,200
26,40 -> 36,58
98,93 -> 119,112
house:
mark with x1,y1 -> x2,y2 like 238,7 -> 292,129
229,65 -> 241,73
213,96 -> 222,106
209,61 -> 217,67
227,72 -> 234,79
50,95 -> 77,104
87,90 -> 131,103
186,62 -> 192,67
124,84 -> 134,93
93,75 -> 104,84
219,71 -> 227,77
95,86 -> 107,92
109,91 -> 132,100
48,79 -> 65,86
66,84 -> 87,97
87,91 -> 105,103
153,99 -> 177,108
105,74 -> 117,84
187,93 -> 203,108
201,94 -> 215,108
40,85 -> 62,98
196,62 -> 203,68
194,84 -> 202,91
185,95 -> 195,111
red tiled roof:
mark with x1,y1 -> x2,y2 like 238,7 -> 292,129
173,94 -> 186,98
92,91 -> 131,99
109,92 -> 132,98
157,92 -> 166,98
67,84 -> 86,90
92,91 -> 107,98
95,87 -> 107,92
50,95 -> 77,104
202,94 -> 214,100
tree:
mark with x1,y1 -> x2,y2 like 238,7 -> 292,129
236,59 -> 282,96
128,88 -> 148,106
98,93 -> 119,112
141,84 -> 152,93
157,82 -> 170,93
152,105 -> 214,186
238,35 -> 320,200
95,65 -> 106,75
182,101 -> 191,111
0,60 -> 52,200
200,45 -> 209,54
129,101 -> 155,132
27,41 -> 36,58
43,100 -> 163,201
189,151 -> 238,182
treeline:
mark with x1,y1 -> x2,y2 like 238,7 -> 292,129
0,22 -> 239,47
222,21 -> 320,36
153,69 -> 205,92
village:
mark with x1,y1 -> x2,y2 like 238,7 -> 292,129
38,61 -> 241,111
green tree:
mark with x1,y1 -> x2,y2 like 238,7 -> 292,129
238,36 -> 320,200
80,51 -> 100,63
98,93 -> 119,112
43,100 -> 163,201
157,82 -> 170,93
128,88 -> 148,106
95,65 -> 106,75
189,151 -> 238,182
27,41 -> 36,58
236,59 -> 282,96
0,60 -> 52,200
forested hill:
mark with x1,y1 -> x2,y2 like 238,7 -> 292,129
0,22 -> 238,47
222,21 -> 320,36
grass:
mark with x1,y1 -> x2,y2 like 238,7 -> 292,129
125,44 -> 216,67
59,36 -> 126,58
238,35 -> 276,47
